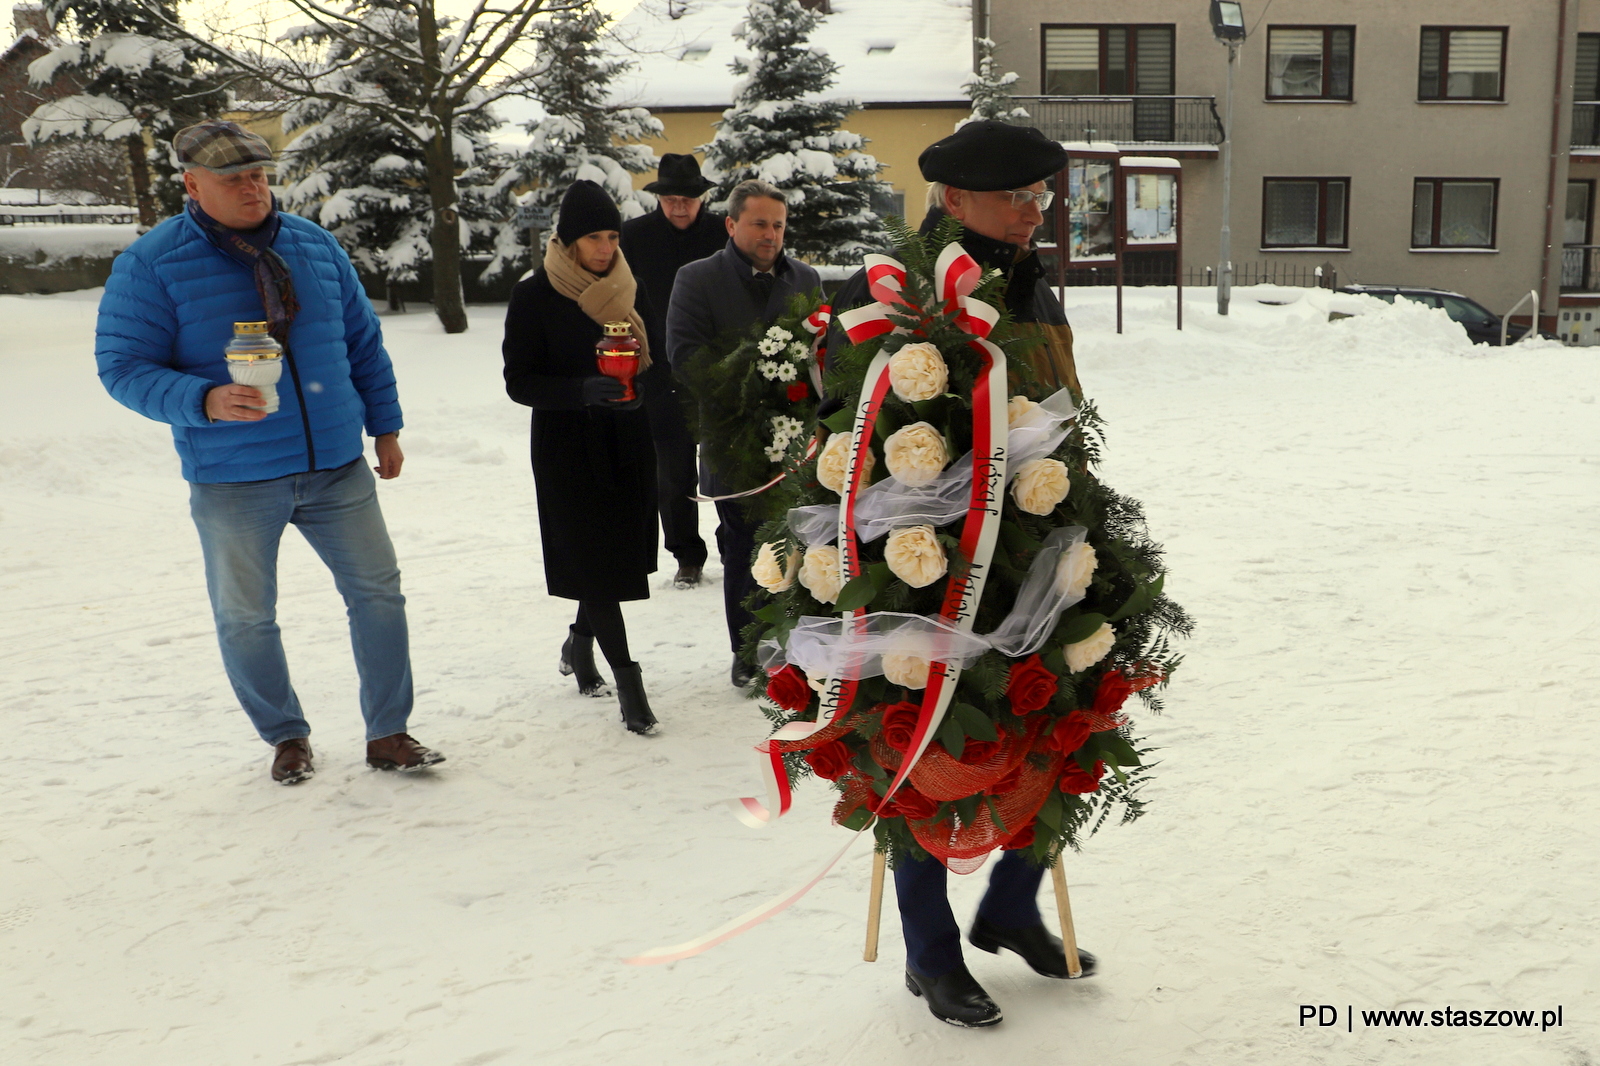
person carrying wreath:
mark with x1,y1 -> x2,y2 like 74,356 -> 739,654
502,180 -> 661,735
825,121 -> 1094,1028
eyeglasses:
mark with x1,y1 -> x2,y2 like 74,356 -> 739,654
1002,188 -> 1055,210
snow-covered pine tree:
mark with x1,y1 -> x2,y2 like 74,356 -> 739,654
958,37 -> 1029,131
22,0 -> 229,227
487,4 -> 660,280
699,0 -> 887,263
279,1 -> 507,304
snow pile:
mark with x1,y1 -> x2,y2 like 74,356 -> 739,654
0,222 -> 137,261
2,285 -> 1596,1065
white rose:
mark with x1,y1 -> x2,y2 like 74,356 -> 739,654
882,652 -> 931,690
1011,457 -> 1071,515
1007,395 -> 1039,427
798,544 -> 845,604
888,342 -> 949,403
752,541 -> 800,593
883,525 -> 948,588
883,422 -> 949,487
816,431 -> 874,495
1055,541 -> 1098,598
1064,621 -> 1116,674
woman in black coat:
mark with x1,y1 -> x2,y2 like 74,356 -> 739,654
502,180 -> 661,734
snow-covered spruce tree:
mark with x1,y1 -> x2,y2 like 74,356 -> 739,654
957,37 -> 1028,131
486,4 -> 660,282
22,0 -> 229,227
279,1 -> 508,302
699,0 -> 888,263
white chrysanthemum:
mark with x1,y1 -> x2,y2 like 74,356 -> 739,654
1064,621 -> 1116,673
887,342 -> 949,403
882,652 -> 931,690
774,361 -> 798,382
882,422 -> 949,487
770,415 -> 804,442
1011,458 -> 1070,515
816,431 -> 874,495
1007,395 -> 1039,427
787,342 -> 809,361
1055,541 -> 1098,598
798,545 -> 844,604
757,338 -> 783,356
757,359 -> 783,380
765,326 -> 793,343
883,525 -> 948,588
752,541 -> 801,593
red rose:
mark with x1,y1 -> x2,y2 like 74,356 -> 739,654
766,665 -> 812,712
787,382 -> 810,402
1007,654 -> 1059,714
955,738 -> 1000,766
1004,819 -> 1037,850
887,785 -> 939,822
1046,713 -> 1092,755
1091,669 -> 1135,718
987,763 -> 1025,795
803,739 -> 853,781
879,701 -> 922,753
1060,759 -> 1106,795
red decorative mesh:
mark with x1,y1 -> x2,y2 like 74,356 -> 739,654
909,718 -> 1044,800
830,772 -> 874,826
911,740 -> 1064,865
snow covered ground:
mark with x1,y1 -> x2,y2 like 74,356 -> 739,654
2,285 -> 1596,1065
0,222 -> 138,261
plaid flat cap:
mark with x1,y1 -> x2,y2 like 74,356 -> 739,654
173,121 -> 275,174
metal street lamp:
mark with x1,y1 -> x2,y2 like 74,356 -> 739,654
1210,1 -> 1244,315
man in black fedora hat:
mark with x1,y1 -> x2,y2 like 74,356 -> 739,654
620,154 -> 726,591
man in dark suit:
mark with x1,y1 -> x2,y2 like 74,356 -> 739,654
666,178 -> 822,688
621,155 -> 726,590
827,121 -> 1094,1029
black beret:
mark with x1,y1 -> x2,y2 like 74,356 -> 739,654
918,121 -> 1068,191
556,179 -> 622,245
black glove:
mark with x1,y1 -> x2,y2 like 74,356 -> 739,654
581,375 -> 627,405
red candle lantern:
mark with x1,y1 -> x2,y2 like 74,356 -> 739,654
595,321 -> 641,401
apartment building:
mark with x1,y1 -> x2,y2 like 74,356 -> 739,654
985,0 -> 1594,331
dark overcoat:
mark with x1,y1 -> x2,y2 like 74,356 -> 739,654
665,240 -> 823,494
502,269 -> 659,602
619,206 -> 727,345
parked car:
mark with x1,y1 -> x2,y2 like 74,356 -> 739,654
1336,284 -> 1543,345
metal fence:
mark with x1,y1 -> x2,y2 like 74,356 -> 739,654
0,210 -> 138,226
1011,96 -> 1224,146
1573,103 -> 1600,149
1046,260 -> 1338,289
1561,245 -> 1600,291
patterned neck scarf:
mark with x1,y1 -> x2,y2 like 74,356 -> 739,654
186,196 -> 300,348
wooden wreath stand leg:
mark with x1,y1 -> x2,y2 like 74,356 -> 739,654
1050,852 -> 1085,978
863,850 -> 887,962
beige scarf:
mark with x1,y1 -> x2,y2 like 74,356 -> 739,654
543,235 -> 651,371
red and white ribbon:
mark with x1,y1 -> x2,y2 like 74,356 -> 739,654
934,243 -> 1001,340
802,303 -> 832,393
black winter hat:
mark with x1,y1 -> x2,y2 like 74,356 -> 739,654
643,153 -> 715,196
555,179 -> 623,245
918,121 -> 1068,191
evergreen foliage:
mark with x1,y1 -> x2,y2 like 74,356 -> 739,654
699,0 -> 888,262
22,0 -> 230,226
279,0 -> 506,288
488,4 -> 660,280
957,37 -> 1029,131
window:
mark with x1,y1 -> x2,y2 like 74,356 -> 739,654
1266,26 -> 1354,99
1411,179 -> 1498,248
1566,180 -> 1593,246
1042,25 -> 1174,95
1418,28 -> 1507,101
1262,178 -> 1348,248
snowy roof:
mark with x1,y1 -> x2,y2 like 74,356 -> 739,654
604,0 -> 974,110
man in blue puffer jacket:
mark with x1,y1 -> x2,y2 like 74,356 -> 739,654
95,121 -> 444,784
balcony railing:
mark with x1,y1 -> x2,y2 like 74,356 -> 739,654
1561,245 -> 1600,291
1573,103 -> 1600,149
1010,96 -> 1224,147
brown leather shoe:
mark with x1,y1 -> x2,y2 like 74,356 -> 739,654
366,733 -> 445,772
271,738 -> 314,784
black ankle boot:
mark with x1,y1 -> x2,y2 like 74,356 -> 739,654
614,663 -> 658,735
559,626 -> 611,697
969,915 -> 1098,979
904,964 -> 1003,1027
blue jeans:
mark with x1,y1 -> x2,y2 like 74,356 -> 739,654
189,458 -> 412,745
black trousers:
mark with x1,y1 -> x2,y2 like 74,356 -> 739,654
894,850 -> 1046,978
644,380 -> 707,569
713,496 -> 760,655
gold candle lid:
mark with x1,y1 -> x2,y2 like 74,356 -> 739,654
234,322 -> 270,334
603,321 -> 633,336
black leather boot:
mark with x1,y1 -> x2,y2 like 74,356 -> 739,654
559,625 -> 611,697
969,915 -> 1098,979
904,964 -> 1002,1027
614,662 -> 658,735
